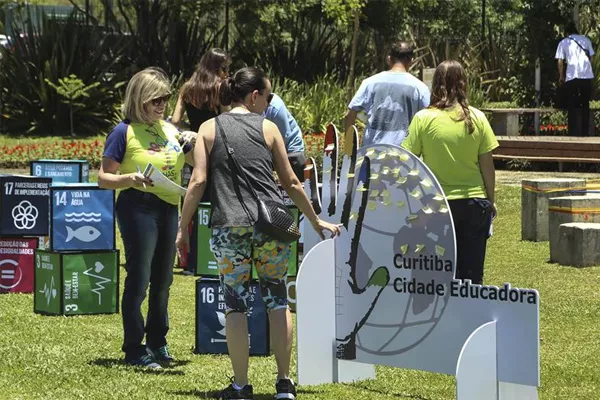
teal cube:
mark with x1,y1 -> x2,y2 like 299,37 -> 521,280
34,249 -> 119,315
31,160 -> 89,183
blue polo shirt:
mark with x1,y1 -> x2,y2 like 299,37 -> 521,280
263,94 -> 304,153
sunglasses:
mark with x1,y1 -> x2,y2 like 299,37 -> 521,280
150,95 -> 170,106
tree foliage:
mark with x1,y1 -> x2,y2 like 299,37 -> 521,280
1,0 -> 600,136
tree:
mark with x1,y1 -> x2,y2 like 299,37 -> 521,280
45,74 -> 100,138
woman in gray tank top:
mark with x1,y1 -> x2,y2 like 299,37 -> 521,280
176,67 -> 340,400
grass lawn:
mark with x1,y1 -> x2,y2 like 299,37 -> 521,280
0,182 -> 599,399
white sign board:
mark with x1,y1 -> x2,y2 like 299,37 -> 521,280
298,125 -> 539,399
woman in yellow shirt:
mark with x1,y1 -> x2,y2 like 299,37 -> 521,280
402,60 -> 498,284
99,67 -> 194,369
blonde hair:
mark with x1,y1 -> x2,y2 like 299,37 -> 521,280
122,67 -> 171,124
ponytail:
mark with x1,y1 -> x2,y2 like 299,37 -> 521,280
219,78 -> 235,106
219,67 -> 267,106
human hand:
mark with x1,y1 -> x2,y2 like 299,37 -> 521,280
129,172 -> 153,188
491,202 -> 498,220
175,228 -> 190,261
559,76 -> 565,85
310,218 -> 342,240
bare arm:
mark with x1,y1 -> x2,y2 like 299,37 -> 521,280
178,120 -> 212,231
557,59 -> 565,84
344,109 -> 358,155
267,120 -> 340,239
171,93 -> 186,129
478,151 -> 496,216
97,157 -> 151,190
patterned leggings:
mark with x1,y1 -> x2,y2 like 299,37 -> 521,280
210,226 -> 291,314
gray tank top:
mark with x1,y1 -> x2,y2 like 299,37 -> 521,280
209,112 -> 283,228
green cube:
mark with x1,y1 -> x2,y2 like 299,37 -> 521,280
196,203 -> 299,278
34,249 -> 119,315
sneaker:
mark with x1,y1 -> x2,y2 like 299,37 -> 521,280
219,383 -> 254,399
275,378 -> 296,400
125,354 -> 162,369
182,270 -> 195,276
147,345 -> 174,364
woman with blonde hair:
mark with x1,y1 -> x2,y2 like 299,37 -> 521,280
402,60 -> 498,284
99,67 -> 194,368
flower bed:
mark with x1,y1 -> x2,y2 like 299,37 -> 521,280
0,138 -> 104,168
304,132 -> 326,160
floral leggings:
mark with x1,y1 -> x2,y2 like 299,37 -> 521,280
210,226 -> 291,315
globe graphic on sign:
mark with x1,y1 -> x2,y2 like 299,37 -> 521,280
335,144 -> 456,357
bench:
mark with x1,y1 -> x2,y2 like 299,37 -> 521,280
481,107 -> 598,136
493,136 -> 600,171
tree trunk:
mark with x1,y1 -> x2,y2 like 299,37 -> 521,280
70,105 -> 74,139
347,8 -> 361,101
573,0 -> 581,29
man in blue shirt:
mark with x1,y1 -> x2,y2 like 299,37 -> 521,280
345,41 -> 430,152
264,93 -> 306,180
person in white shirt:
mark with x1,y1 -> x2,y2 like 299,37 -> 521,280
555,22 -> 595,136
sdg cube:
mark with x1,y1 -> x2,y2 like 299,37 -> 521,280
31,159 -> 89,183
0,238 -> 38,293
34,249 -> 119,315
51,183 -> 115,251
0,175 -> 51,236
195,278 -> 269,355
195,203 -> 299,277
286,276 -> 297,313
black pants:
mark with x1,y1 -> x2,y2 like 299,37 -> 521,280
448,198 -> 493,284
116,189 -> 178,359
565,78 -> 593,136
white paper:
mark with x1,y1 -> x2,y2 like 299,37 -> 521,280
143,162 -> 187,197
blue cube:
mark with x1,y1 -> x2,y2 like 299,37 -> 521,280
0,175 -> 51,237
195,278 -> 269,355
31,160 -> 89,183
50,183 -> 115,251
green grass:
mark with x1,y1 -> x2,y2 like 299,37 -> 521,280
0,184 -> 599,399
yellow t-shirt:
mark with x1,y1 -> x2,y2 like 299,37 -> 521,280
402,105 -> 498,200
103,119 -> 187,205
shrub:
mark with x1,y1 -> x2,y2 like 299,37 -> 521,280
274,74 -> 348,135
0,8 -> 128,136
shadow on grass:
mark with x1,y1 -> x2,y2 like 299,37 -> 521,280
351,384 -> 433,400
172,387 -> 321,399
89,358 -> 186,375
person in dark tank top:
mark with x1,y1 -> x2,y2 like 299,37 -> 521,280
176,67 -> 341,400
172,48 -> 228,257
171,48 -> 230,132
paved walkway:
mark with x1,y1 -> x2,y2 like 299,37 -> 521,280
496,170 -> 599,186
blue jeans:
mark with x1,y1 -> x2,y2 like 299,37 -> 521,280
116,189 -> 177,359
448,198 -> 493,285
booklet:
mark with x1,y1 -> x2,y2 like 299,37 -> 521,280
143,163 -> 187,197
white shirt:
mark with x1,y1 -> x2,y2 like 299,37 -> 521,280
555,34 -> 595,81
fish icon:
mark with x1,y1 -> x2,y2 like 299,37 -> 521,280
66,226 -> 101,243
